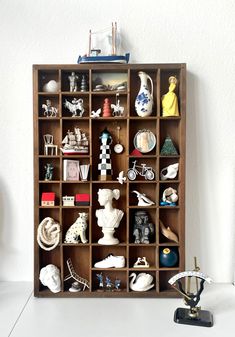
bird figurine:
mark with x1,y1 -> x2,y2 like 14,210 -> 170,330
91,108 -> 101,118
117,171 -> 127,184
132,190 -> 155,206
129,273 -> 154,291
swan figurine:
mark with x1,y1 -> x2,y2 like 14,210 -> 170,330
129,273 -> 154,292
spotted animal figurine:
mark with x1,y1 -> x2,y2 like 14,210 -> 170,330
64,212 -> 88,244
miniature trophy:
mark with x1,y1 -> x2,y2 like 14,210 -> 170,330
68,72 -> 79,92
133,210 -> 154,244
162,76 -> 179,117
168,258 -> 213,327
98,128 -> 113,181
44,163 -> 54,181
96,188 -> 124,245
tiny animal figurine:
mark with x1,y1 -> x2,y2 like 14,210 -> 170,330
132,190 -> 155,206
64,98 -> 84,117
159,220 -> 179,243
133,257 -> 150,268
102,98 -> 112,117
160,163 -> 179,180
91,108 -> 101,118
117,171 -> 126,184
42,99 -> 58,117
68,72 -> 79,92
162,76 -> 179,117
44,163 -> 54,181
129,273 -> 154,291
133,210 -> 154,244
160,187 -> 178,206
64,212 -> 88,244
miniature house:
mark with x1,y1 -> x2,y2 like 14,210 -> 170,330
62,196 -> 75,207
75,194 -> 90,206
41,192 -> 55,206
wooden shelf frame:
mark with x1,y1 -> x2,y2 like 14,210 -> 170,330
33,63 -> 186,298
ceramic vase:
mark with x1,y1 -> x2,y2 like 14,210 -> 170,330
135,71 -> 153,117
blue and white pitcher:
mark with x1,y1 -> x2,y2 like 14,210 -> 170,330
135,71 -> 153,117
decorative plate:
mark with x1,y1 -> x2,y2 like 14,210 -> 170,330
133,129 -> 156,153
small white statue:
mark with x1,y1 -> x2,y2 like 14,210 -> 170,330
117,171 -> 126,184
64,212 -> 88,244
91,108 -> 101,118
39,264 -> 61,293
64,98 -> 84,117
96,189 -> 124,245
160,163 -> 179,181
132,190 -> 155,206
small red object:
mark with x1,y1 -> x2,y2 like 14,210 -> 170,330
102,98 -> 112,117
42,192 -> 55,201
75,194 -> 90,206
130,149 -> 143,157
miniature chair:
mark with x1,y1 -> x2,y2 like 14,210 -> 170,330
64,258 -> 90,290
43,134 -> 58,156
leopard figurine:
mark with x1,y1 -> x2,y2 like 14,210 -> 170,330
64,212 -> 88,244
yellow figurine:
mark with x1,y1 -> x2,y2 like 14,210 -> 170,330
162,76 -> 179,117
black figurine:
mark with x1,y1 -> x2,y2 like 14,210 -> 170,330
44,163 -> 54,181
133,210 -> 154,244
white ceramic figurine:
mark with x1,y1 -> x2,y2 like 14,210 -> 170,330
39,264 -> 61,293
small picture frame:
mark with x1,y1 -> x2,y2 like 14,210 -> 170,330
63,160 -> 80,181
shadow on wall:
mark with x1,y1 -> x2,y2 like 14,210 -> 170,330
185,71 -> 202,268
0,176 -> 16,279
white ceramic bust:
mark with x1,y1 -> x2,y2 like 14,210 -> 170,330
96,189 -> 124,245
39,264 -> 61,293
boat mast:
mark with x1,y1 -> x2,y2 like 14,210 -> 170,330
111,22 -> 117,55
88,29 -> 91,56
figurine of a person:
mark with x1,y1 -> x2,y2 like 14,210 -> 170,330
133,210 -> 154,244
68,72 -> 79,92
161,76 -> 179,117
39,264 -> 61,293
96,189 -> 124,245
44,163 -> 54,181
42,99 -> 58,117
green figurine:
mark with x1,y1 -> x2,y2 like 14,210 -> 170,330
44,163 -> 54,181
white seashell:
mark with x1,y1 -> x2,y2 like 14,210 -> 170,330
43,80 -> 59,93
160,163 -> 179,180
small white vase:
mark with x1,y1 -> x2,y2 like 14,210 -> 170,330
135,71 -> 153,117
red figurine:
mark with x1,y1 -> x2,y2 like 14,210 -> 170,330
102,98 -> 112,117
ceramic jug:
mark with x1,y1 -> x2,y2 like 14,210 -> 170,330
135,71 -> 153,117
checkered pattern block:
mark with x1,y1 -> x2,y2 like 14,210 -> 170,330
98,143 -> 113,177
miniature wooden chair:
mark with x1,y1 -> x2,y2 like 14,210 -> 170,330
43,134 -> 58,156
64,258 -> 90,290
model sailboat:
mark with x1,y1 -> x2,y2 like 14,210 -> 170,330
60,128 -> 89,154
77,22 -> 130,64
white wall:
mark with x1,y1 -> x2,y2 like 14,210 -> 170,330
0,0 -> 235,282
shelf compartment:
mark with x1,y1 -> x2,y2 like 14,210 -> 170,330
39,207 -> 60,223
62,157 -> 91,182
38,120 -> 60,155
61,70 -> 89,92
38,69 -> 59,92
159,119 -> 180,155
38,247 -> 61,292
63,246 -> 90,292
92,270 -> 127,292
92,246 -> 127,269
129,246 -> 156,269
91,120 -> 127,180
39,157 -> 60,181
130,69 -> 157,117
62,94 -> 89,118
159,208 -> 180,244
38,95 -> 60,118
91,94 -> 128,118
62,208 -> 90,244
128,183 -> 157,207
160,69 -> 181,117
159,270 -> 180,292
129,120 -> 157,156
129,208 -> 157,244
91,71 -> 128,91
39,182 -> 60,206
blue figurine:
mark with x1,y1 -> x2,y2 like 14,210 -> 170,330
105,276 -> 113,291
114,278 -> 121,291
96,272 -> 104,290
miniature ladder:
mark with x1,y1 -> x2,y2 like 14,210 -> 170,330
64,258 -> 90,290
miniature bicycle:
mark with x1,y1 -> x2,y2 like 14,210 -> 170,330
127,160 -> 155,181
